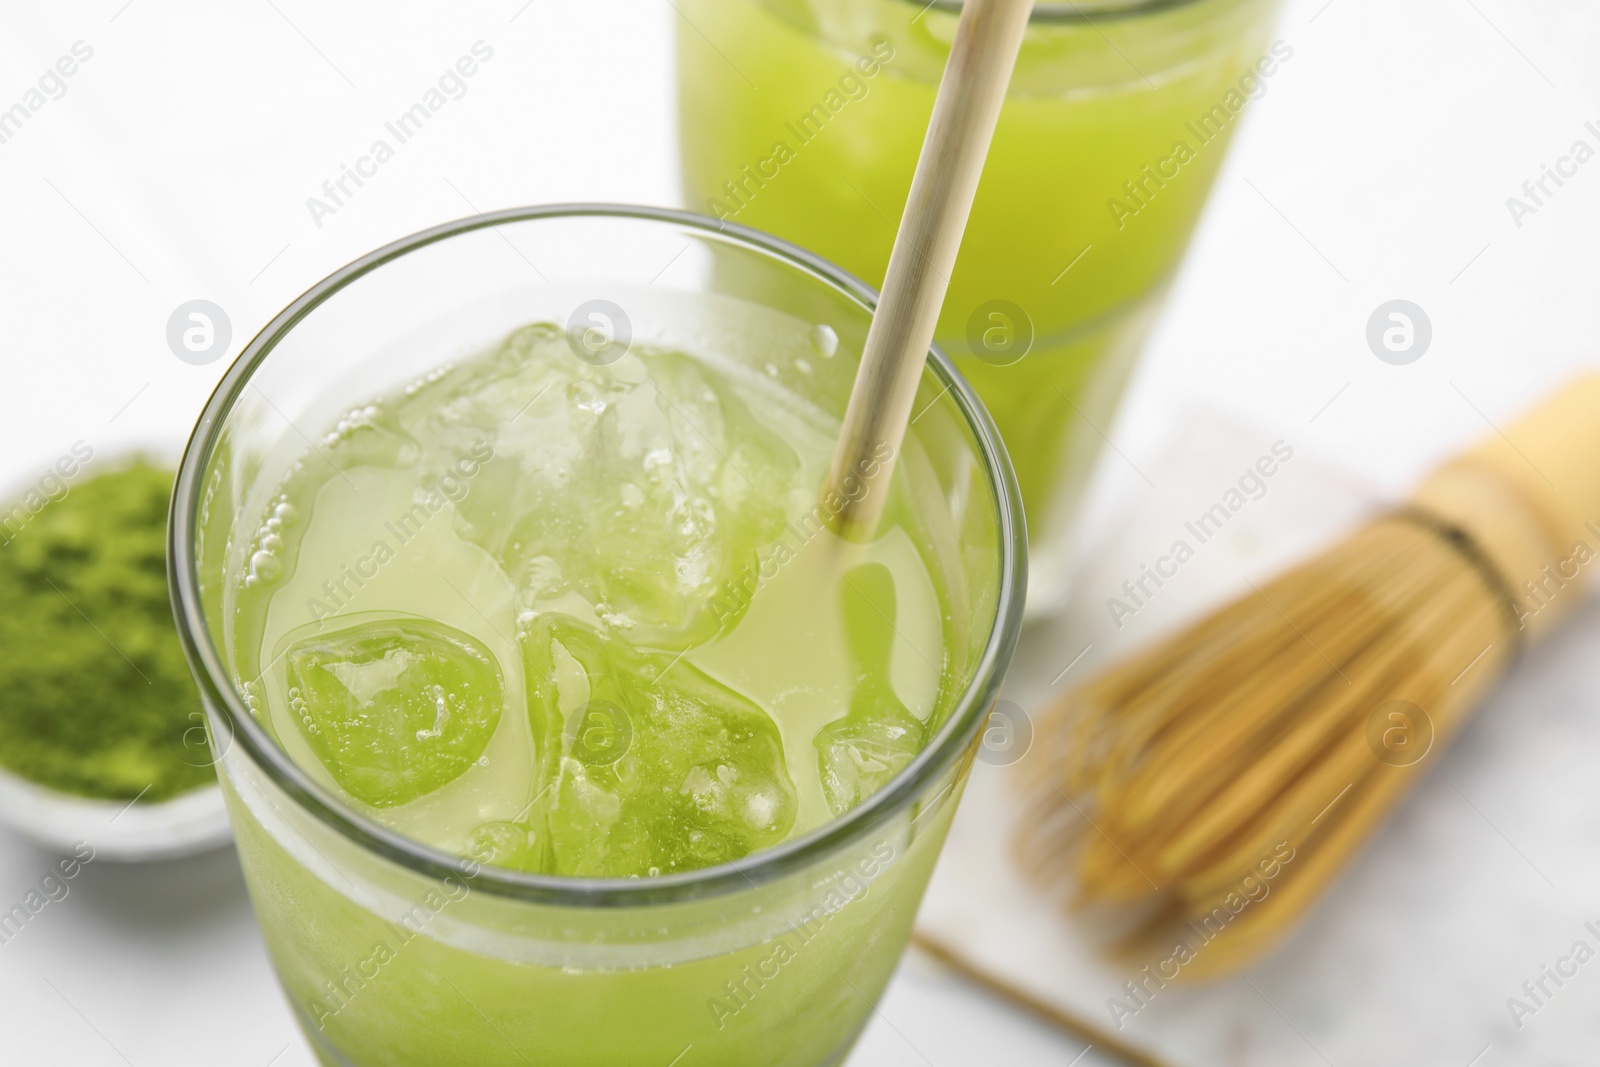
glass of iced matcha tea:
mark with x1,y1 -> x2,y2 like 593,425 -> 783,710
678,0 -> 1282,611
170,205 -> 1023,1066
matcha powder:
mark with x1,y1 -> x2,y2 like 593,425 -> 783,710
0,459 -> 214,801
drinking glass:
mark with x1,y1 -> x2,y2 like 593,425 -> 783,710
169,205 -> 1025,1066
678,0 -> 1282,612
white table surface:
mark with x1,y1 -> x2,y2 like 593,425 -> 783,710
0,0 -> 1596,1064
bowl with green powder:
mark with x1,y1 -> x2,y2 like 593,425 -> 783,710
0,453 -> 230,860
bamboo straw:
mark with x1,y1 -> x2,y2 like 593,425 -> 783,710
825,0 -> 1034,539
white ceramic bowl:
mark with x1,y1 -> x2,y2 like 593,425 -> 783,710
0,765 -> 231,861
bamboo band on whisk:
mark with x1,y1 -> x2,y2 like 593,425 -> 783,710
1408,375 -> 1600,643
1390,507 -> 1528,652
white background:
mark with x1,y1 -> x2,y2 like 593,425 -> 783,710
0,0 -> 1597,1063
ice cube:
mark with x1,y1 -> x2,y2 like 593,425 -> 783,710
545,756 -> 625,877
814,564 -> 927,817
466,820 -> 543,872
283,614 -> 503,808
523,613 -> 798,877
814,715 -> 924,818
401,327 -> 803,648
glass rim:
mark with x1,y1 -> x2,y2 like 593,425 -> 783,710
907,0 -> 1215,24
168,203 -> 1027,909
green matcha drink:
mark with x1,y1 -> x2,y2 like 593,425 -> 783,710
678,0 -> 1282,609
171,208 -> 1023,1067
243,323 -> 948,872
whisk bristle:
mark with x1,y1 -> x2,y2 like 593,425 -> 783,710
1018,514 -> 1516,977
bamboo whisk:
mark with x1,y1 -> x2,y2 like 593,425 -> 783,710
1019,376 -> 1600,978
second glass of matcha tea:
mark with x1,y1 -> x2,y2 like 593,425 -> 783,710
171,206 -> 1023,1066
679,0 -> 1282,610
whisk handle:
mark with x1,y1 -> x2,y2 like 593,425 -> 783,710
1412,374 -> 1600,640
